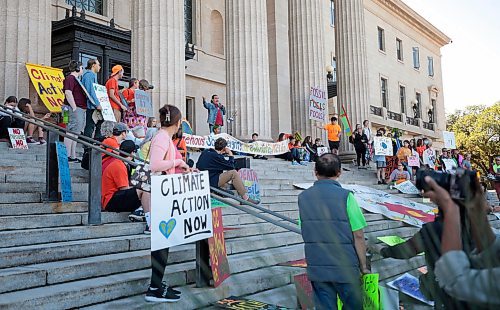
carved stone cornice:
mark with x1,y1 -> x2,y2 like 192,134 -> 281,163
373,0 -> 451,47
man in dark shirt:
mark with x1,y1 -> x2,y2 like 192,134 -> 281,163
197,138 -> 259,204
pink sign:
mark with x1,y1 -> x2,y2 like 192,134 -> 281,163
408,155 -> 420,167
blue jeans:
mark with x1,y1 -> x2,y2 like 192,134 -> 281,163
312,281 -> 362,310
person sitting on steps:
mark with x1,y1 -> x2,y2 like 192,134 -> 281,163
196,137 -> 260,205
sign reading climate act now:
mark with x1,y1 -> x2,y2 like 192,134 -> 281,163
151,171 -> 213,251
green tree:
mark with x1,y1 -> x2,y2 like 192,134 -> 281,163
446,103 -> 500,174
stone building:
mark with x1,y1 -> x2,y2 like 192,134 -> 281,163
0,0 -> 450,150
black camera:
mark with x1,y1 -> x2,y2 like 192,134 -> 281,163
415,168 -> 478,200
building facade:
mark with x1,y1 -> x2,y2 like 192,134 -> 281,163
0,0 -> 450,149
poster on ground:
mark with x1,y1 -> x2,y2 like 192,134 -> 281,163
374,137 -> 393,156
55,142 -> 73,202
394,181 -> 420,195
151,171 -> 213,251
208,207 -> 230,287
238,168 -> 260,202
343,185 -> 436,227
215,296 -> 291,309
93,84 -> 116,122
308,86 -> 327,122
443,131 -> 456,149
25,63 -> 65,113
387,273 -> 434,306
7,128 -> 28,149
134,89 -> 154,117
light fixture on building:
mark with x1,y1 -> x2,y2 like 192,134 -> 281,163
326,65 -> 334,82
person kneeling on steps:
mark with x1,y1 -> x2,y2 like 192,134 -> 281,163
197,137 -> 260,205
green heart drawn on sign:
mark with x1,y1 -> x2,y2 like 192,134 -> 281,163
159,219 -> 176,239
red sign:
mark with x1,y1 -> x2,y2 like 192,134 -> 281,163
294,273 -> 314,310
385,156 -> 399,181
208,207 -> 230,287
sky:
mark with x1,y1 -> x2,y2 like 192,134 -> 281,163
401,0 -> 500,114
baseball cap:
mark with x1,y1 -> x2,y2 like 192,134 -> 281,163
120,140 -> 137,154
111,65 -> 123,76
113,122 -> 129,135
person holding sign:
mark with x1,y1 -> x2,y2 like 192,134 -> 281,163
145,104 -> 192,303
298,154 -> 369,309
373,129 -> 388,184
316,116 -> 342,155
105,65 -> 127,123
82,59 -> 103,139
0,96 -> 23,140
122,78 -> 148,130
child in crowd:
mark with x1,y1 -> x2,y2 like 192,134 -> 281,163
389,163 -> 411,185
373,128 -> 387,184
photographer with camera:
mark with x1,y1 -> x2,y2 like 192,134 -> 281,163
420,169 -> 500,307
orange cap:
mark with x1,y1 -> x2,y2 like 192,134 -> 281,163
111,65 -> 123,76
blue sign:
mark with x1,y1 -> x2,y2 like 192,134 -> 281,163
55,142 -> 73,202
134,89 -> 154,117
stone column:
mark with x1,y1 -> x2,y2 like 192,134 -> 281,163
288,0 -> 327,139
334,0 -> 370,154
0,0 -> 51,100
226,0 -> 272,140
132,0 -> 185,115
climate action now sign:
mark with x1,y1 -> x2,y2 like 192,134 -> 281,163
151,172 -> 213,251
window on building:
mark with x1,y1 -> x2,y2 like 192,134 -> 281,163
381,77 -> 388,108
378,27 -> 385,51
399,85 -> 406,113
210,10 -> 224,54
330,0 -> 335,27
428,56 -> 434,77
413,47 -> 420,69
415,92 -> 422,118
185,0 -> 193,44
396,38 -> 403,61
66,0 -> 104,15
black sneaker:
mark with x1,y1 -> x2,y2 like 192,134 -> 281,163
129,208 -> 146,222
167,286 -> 181,295
145,285 -> 180,303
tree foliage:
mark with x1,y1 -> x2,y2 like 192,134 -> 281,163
446,103 -> 500,174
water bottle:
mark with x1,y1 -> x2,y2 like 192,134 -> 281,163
62,105 -> 70,124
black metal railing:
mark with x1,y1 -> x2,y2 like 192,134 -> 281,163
387,111 -> 402,122
423,122 -> 434,131
370,105 -> 383,116
406,116 -> 419,126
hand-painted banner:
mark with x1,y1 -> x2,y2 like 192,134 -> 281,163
93,84 -> 116,122
25,63 -> 65,113
308,86 -> 327,122
208,207 -> 230,287
215,296 -> 291,309
238,168 -> 260,202
385,156 -> 398,181
134,89 -> 154,117
443,131 -> 456,149
362,273 -> 380,310
151,171 -> 213,251
394,181 -> 421,195
184,133 -> 289,156
8,128 -> 28,149
374,137 -> 393,156
343,185 -> 436,227
387,273 -> 434,306
55,142 -> 73,202
340,105 -> 353,137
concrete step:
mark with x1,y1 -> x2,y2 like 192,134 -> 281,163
260,195 -> 297,204
0,202 -> 88,216
0,182 -> 88,193
245,284 -> 297,309
0,192 -> 42,204
3,172 -> 88,183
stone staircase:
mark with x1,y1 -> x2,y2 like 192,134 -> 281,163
0,143 -> 498,309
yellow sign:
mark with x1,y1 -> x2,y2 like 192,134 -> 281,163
26,63 -> 65,113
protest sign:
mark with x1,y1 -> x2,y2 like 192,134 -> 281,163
385,156 -> 398,181
184,133 -> 289,156
211,198 -> 230,208
377,236 -> 406,246
7,128 -> 28,149
294,273 -> 314,310
407,155 -> 420,167
92,84 -> 116,122
55,142 -> 73,202
208,207 -> 230,287
363,273 -> 380,310
343,185 -> 436,227
317,146 -> 329,156
238,168 -> 260,202
25,63 -> 65,113
340,104 -> 353,137
182,119 -> 193,135
442,158 -> 457,172
151,171 -> 213,251
374,137 -> 393,156
134,89 -> 154,117
422,148 -> 436,168
308,86 -> 326,122
443,131 -> 456,149
394,181 -> 420,195
215,296 -> 290,309
387,273 -> 434,306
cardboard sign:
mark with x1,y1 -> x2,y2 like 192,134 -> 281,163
385,156 -> 398,181
443,131 -> 456,149
134,89 -> 154,117
294,273 -> 314,310
394,181 -> 421,195
387,273 -> 434,306
423,148 -> 436,167
92,83 -> 116,122
26,63 -> 65,113
442,158 -> 457,172
7,128 -> 28,149
308,86 -> 327,122
407,155 -> 420,167
363,273 -> 380,310
374,137 -> 393,156
150,172 -> 213,251
317,146 -> 329,156
377,236 -> 406,246
208,207 -> 230,287
215,296 -> 290,309
238,168 -> 260,202
55,142 -> 73,202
